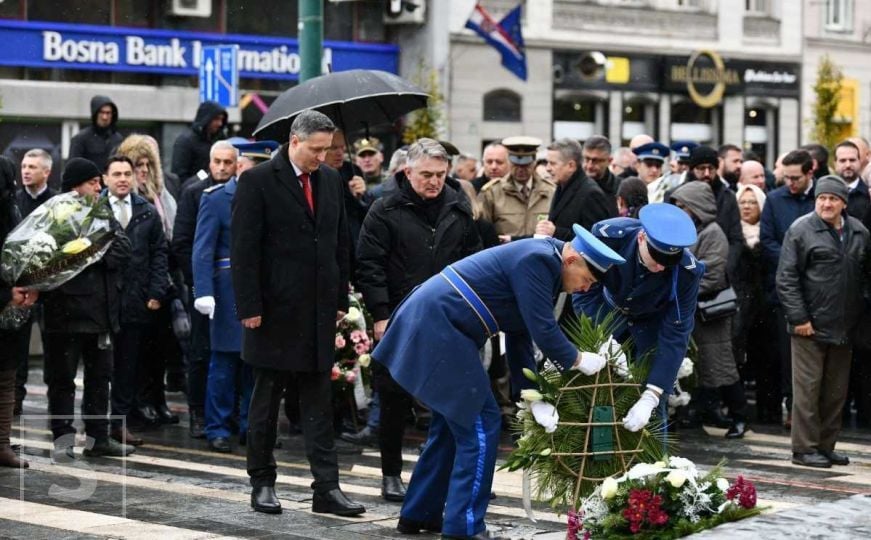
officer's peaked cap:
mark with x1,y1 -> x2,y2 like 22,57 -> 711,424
639,203 -> 697,266
571,224 -> 626,273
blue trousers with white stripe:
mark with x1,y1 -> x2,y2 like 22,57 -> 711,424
400,392 -> 501,537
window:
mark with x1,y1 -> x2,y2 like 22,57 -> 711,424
483,89 -> 522,122
825,0 -> 853,31
745,0 -> 771,15
28,0 -> 111,25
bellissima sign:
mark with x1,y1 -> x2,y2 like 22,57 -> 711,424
0,20 -> 398,80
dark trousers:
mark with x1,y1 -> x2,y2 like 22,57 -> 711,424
14,307 -> 42,406
43,332 -> 112,440
186,307 -> 211,410
373,363 -> 413,476
247,366 -> 338,492
138,305 -> 180,407
773,305 -> 793,410
790,336 -> 851,454
111,323 -> 147,426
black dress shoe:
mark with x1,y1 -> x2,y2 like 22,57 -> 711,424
312,488 -> 365,516
725,421 -> 747,439
154,403 -> 180,424
134,404 -> 160,426
340,426 -> 377,447
792,452 -> 832,468
821,449 -> 850,465
208,437 -> 231,453
251,486 -> 282,514
382,475 -> 406,502
442,531 -> 509,539
189,408 -> 206,439
397,516 -> 442,534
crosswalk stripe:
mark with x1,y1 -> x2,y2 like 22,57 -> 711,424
0,496 -> 244,539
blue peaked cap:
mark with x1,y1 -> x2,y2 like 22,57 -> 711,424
633,142 -> 670,162
571,224 -> 626,273
639,203 -> 697,257
232,140 -> 280,160
670,141 -> 698,160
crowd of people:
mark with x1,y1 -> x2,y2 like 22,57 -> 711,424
1,94 -> 870,528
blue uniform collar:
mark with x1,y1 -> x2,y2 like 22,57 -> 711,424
224,176 -> 238,195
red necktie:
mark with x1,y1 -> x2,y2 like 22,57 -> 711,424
300,172 -> 314,213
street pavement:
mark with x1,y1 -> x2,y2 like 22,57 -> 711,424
3,361 -> 871,539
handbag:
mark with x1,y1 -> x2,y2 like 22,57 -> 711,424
697,286 -> 738,323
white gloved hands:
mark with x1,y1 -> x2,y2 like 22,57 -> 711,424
598,335 -> 631,379
530,400 -> 559,433
571,351 -> 608,375
194,296 -> 216,319
622,388 -> 661,432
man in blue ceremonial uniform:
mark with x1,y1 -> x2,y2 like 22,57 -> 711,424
374,225 -> 625,540
191,143 -> 271,453
573,203 -> 705,432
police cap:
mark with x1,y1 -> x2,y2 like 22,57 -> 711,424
502,136 -> 542,165
632,142 -> 670,163
233,140 -> 279,162
354,137 -> 382,157
571,224 -> 626,276
638,203 -> 697,267
669,140 -> 698,162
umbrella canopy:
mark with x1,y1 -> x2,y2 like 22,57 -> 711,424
253,69 -> 429,142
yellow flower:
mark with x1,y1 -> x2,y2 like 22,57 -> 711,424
357,353 -> 371,368
601,477 -> 619,500
520,389 -> 543,402
61,237 -> 92,255
666,470 -> 687,488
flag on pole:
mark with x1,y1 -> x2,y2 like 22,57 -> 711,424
465,3 -> 527,81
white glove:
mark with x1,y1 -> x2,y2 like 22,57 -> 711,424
622,388 -> 661,432
194,296 -> 216,319
571,351 -> 607,375
598,335 -> 621,357
530,400 -> 559,433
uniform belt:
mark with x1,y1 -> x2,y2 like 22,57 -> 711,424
215,258 -> 231,270
440,265 -> 499,339
602,287 -> 630,316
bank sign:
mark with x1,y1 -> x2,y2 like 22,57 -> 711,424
0,20 -> 398,80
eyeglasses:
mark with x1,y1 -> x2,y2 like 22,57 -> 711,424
693,165 -> 717,174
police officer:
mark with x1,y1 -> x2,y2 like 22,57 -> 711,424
670,141 -> 699,175
235,140 -> 278,176
190,143 -> 274,453
479,136 -> 555,243
633,142 -> 672,204
374,226 -> 625,539
573,203 -> 705,432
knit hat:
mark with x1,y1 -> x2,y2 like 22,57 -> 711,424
688,146 -> 719,169
62,157 -> 102,191
815,174 -> 848,203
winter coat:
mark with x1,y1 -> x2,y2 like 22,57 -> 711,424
594,169 -> 622,200
776,211 -> 870,345
356,173 -> 482,322
760,183 -> 815,304
478,172 -> 555,239
671,181 -> 737,388
170,101 -> 228,183
547,169 -> 616,240
231,145 -> 350,372
15,187 -> 56,219
0,157 -> 24,370
172,175 -> 220,286
847,179 -> 870,220
116,193 -> 170,325
68,95 -> 123,171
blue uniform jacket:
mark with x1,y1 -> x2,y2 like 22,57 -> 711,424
373,238 -> 579,427
193,177 -> 241,352
572,218 -> 705,392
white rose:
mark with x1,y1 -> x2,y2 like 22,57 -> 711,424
344,307 -> 362,322
520,389 -> 544,402
666,470 -> 687,488
677,357 -> 694,379
716,478 -> 730,492
529,400 -> 559,433
357,353 -> 371,368
601,477 -> 619,500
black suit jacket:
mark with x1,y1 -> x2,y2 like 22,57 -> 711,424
231,145 -> 350,372
548,170 -> 617,240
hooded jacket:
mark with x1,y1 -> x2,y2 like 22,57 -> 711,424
170,101 -> 228,183
671,181 -> 729,297
68,95 -> 123,171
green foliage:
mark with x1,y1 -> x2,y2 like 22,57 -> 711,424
502,313 -> 671,510
810,55 -> 843,153
402,60 -> 444,144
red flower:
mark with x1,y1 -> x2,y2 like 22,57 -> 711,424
621,488 -> 670,533
725,476 -> 757,509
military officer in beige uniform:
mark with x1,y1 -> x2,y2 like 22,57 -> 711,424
479,136 -> 555,242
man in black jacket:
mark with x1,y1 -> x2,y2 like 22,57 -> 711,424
581,135 -> 622,199
356,139 -> 482,503
42,158 -> 134,458
535,137 -> 616,240
172,140 -> 238,438
171,101 -> 228,184
69,96 -> 123,172
104,155 -> 170,445
231,110 -> 361,517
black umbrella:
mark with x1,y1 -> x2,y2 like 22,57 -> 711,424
253,69 -> 429,142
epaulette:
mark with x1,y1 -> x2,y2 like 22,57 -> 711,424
681,250 -> 700,272
203,184 -> 223,194
480,177 -> 502,192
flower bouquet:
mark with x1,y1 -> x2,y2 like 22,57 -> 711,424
332,295 -> 374,426
572,457 -> 761,539
0,192 -> 116,328
502,314 -> 670,510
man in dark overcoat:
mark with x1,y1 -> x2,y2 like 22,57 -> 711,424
230,110 -> 361,516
